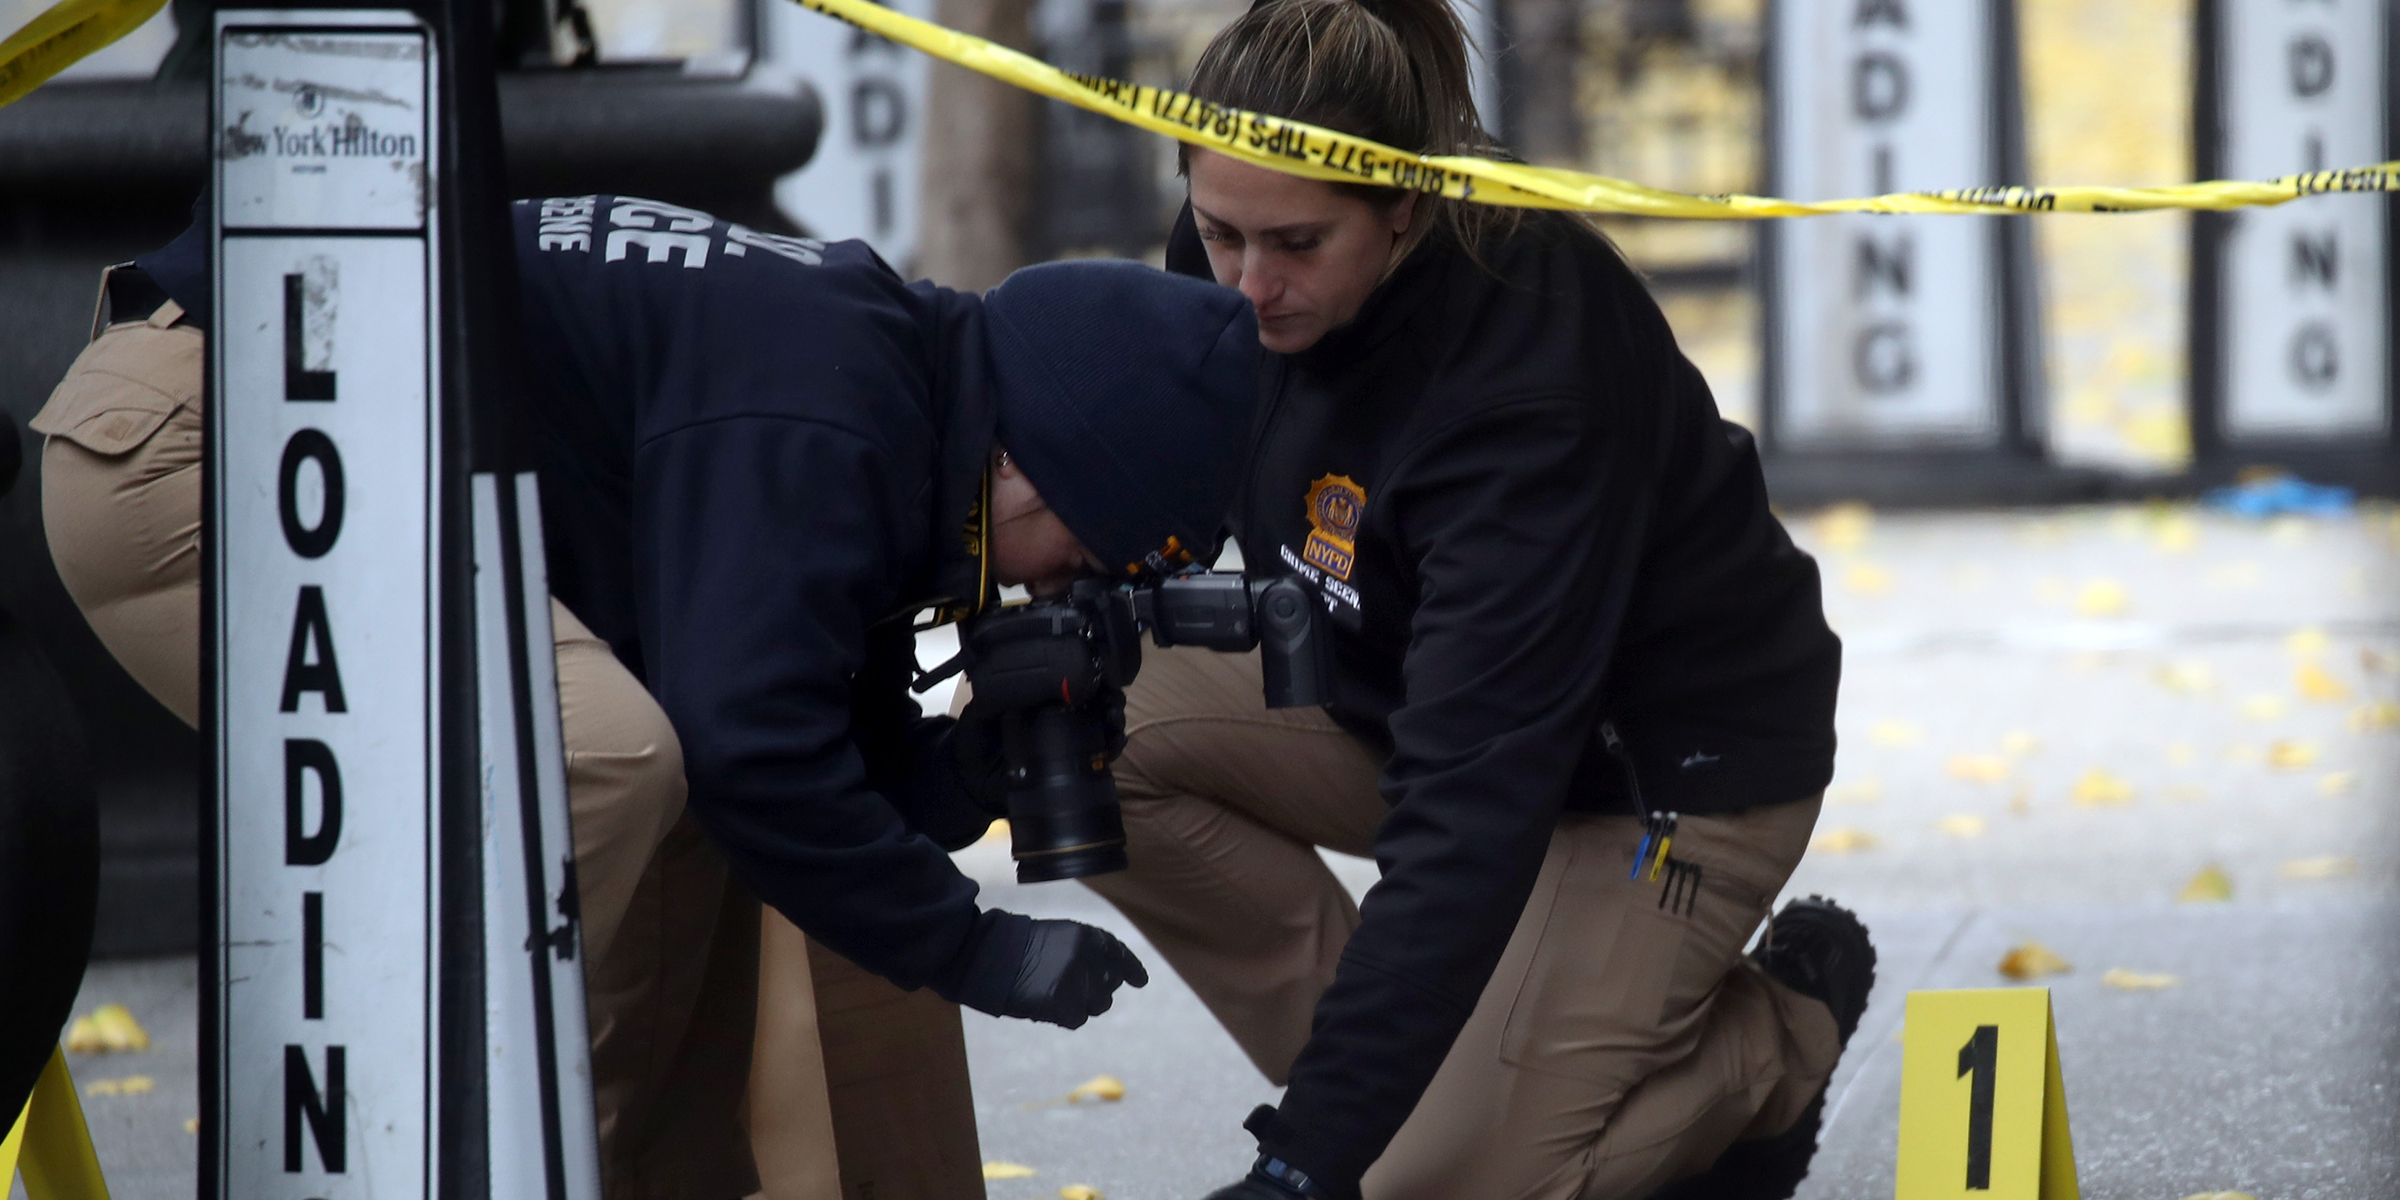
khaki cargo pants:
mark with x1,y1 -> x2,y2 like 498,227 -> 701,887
34,296 -> 988,1200
1087,645 -> 1843,1200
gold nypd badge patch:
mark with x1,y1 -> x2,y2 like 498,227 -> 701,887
1302,474 -> 1365,581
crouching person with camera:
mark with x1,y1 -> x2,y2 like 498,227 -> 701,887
33,193 -> 1258,1199
1069,2 -> 1881,1199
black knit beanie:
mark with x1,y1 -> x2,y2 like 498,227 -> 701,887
983,260 -> 1259,577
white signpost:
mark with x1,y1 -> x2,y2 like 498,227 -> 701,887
213,15 -> 442,1195
1762,0 -> 2042,470
211,8 -> 599,1196
2193,0 -> 2394,469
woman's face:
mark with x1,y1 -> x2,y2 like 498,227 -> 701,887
1187,150 -> 1416,354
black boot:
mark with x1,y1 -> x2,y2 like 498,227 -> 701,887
1643,896 -> 1876,1200
1751,894 -> 1877,1045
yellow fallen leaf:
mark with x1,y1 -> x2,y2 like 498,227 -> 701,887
1825,777 -> 1883,806
2239,693 -> 2287,721
983,1163 -> 1039,1181
2166,742 -> 2195,766
1870,721 -> 1923,747
2266,739 -> 2319,770
2075,579 -> 2128,617
2347,700 -> 2400,732
1844,562 -> 1893,596
2101,968 -> 2180,991
2154,661 -> 2216,694
2000,730 -> 2041,757
1997,942 -> 2072,980
2279,855 -> 2356,880
2121,410 -> 2188,464
1937,814 -> 1988,838
1813,502 -> 1873,553
2070,768 -> 2135,807
2178,864 -> 2233,903
1067,1075 -> 1126,1104
2286,625 -> 2331,658
2319,772 -> 2356,796
1059,1187 -> 1104,1200
1809,828 -> 1879,854
84,1075 -> 154,1098
978,819 -> 1012,845
66,1004 -> 151,1053
2150,512 -> 2199,553
2296,662 -> 2351,703
64,1016 -> 104,1054
1945,755 -> 2010,783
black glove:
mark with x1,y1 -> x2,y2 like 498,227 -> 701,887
1202,1181 -> 1298,1200
1200,1157 -> 1328,1200
955,911 -> 1148,1029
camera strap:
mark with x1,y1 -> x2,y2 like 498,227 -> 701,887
911,646 -> 971,695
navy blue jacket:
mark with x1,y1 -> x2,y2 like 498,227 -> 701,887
1168,207 -> 1840,1190
143,195 -> 1005,996
511,196 -> 1003,995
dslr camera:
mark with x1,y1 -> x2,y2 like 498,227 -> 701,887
946,572 -> 1327,882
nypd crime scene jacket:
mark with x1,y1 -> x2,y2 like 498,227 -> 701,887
1166,207 -> 1844,1191
141,194 -> 1008,1002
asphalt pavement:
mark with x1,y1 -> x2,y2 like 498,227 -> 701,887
37,501 -> 2400,1200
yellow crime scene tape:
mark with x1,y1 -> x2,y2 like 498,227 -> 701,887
3,0 -> 2396,218
0,0 -> 165,109
785,0 -> 2399,219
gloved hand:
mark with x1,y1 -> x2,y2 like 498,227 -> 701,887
1201,1179 -> 1305,1200
956,911 -> 1148,1029
1200,1159 -> 1325,1200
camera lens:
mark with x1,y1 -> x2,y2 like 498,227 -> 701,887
1004,707 -> 1129,882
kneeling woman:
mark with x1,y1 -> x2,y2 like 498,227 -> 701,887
1091,2 -> 1872,1198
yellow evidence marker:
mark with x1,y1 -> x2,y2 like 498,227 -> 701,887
1895,989 -> 2076,1200
2,1047 -> 113,1199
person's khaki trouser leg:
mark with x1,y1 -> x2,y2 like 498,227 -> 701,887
803,937 -> 988,1199
747,912 -> 842,1200
1365,801 -> 1839,1200
32,316 -> 783,1199
32,304 -> 204,726
1081,645 -> 1388,1083
555,606 -> 766,1199
1092,646 -> 1843,1200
